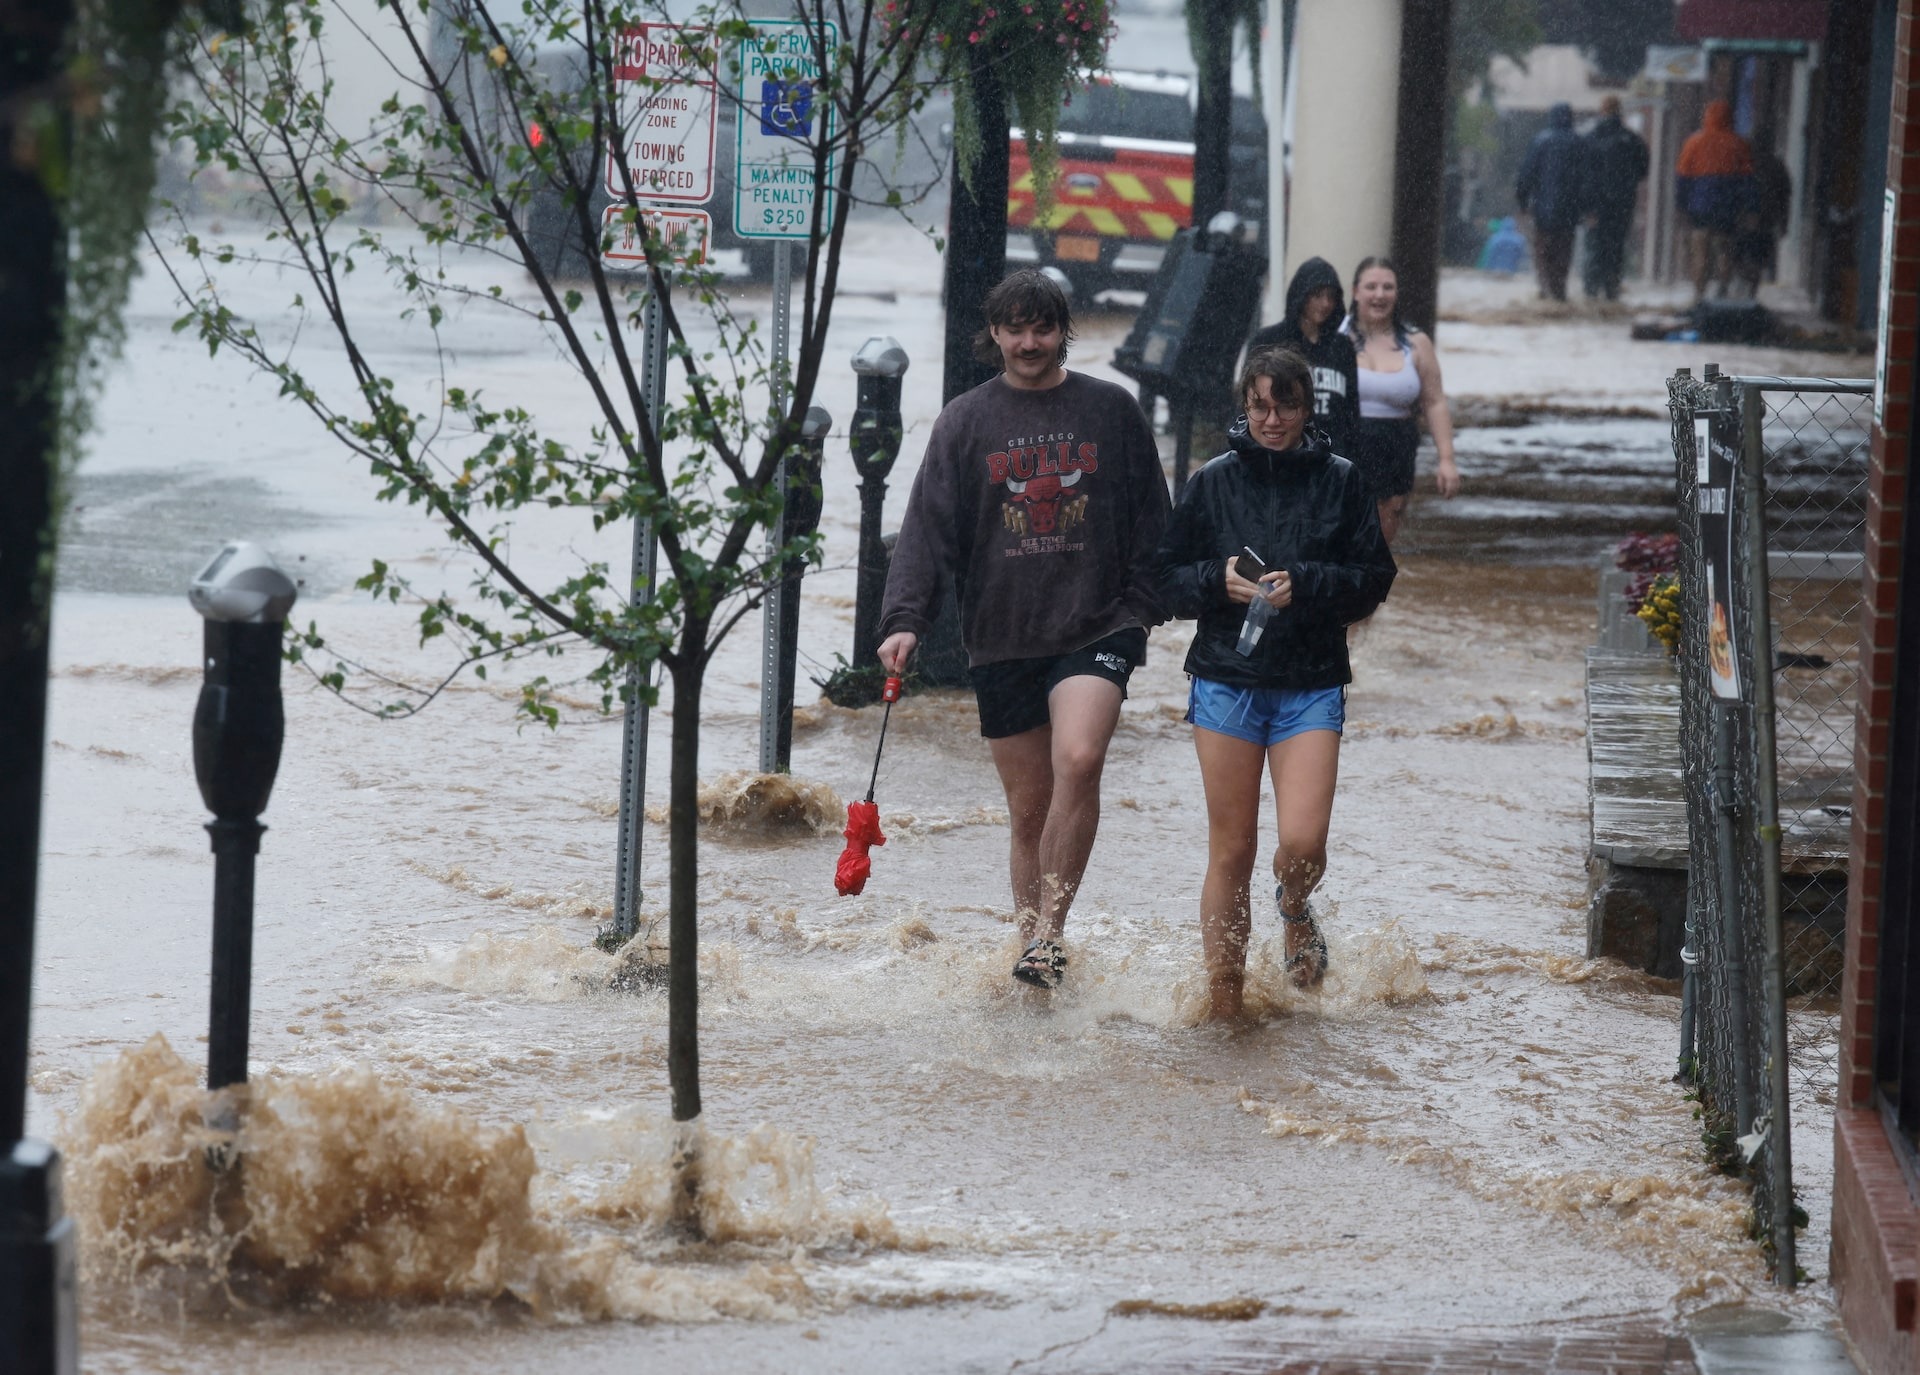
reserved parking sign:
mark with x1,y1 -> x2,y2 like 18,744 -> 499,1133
732,19 -> 838,240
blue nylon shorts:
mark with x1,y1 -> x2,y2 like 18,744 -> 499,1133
1186,677 -> 1345,747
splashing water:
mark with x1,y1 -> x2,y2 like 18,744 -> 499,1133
62,1036 -> 910,1321
646,771 -> 844,838
1167,917 -> 1434,1026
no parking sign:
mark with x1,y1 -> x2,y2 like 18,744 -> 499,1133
606,23 -> 716,204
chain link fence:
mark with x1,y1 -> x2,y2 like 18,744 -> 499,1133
1666,368 -> 1870,1283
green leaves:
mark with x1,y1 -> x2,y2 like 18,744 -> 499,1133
156,0 -> 934,728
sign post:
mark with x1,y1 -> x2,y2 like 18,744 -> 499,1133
604,24 -> 715,940
734,19 -> 837,772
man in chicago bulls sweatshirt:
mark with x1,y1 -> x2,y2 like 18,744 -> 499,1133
878,269 -> 1171,991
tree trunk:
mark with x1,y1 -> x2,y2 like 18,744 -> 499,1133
1190,0 -> 1235,231
665,650 -> 704,1233
666,654 -> 703,1124
941,48 -> 1009,406
0,0 -> 72,1152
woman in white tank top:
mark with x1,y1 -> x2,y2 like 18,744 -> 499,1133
1342,257 -> 1460,544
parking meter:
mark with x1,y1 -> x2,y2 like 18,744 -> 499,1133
849,338 -> 908,669
189,542 -> 297,1092
765,408 -> 832,774
785,405 -> 832,549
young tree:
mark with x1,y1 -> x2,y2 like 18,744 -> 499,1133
158,0 -> 943,1226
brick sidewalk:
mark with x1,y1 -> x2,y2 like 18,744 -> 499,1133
1140,1325 -> 1860,1374
1191,1330 -> 1699,1373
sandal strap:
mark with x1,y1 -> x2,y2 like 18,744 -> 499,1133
1276,886 -> 1314,925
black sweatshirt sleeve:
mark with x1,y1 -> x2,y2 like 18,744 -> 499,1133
877,416 -> 962,643
1120,401 -> 1174,628
1289,468 -> 1397,625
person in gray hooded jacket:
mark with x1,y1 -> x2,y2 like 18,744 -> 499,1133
1245,256 -> 1359,457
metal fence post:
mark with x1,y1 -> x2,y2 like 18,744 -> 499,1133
1669,368 -> 1869,1279
1673,369 -> 1701,1086
1741,380 -> 1797,1285
1712,704 -> 1755,1135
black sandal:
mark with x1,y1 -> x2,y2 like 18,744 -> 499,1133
1013,938 -> 1067,990
1279,891 -> 1328,990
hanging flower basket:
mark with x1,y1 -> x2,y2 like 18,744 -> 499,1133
900,0 -> 1115,211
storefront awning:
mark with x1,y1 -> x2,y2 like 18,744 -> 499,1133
1675,0 -> 1829,42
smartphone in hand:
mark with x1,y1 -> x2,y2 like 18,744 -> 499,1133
1232,546 -> 1267,582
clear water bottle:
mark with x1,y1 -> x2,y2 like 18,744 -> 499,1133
1236,595 -> 1273,656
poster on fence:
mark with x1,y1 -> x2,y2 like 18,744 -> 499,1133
1694,412 -> 1744,700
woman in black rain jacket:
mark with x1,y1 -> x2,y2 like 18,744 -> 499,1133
1152,345 -> 1395,1023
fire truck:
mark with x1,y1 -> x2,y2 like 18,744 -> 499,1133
1006,69 -> 1270,296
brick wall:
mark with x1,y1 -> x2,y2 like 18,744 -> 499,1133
1841,0 -> 1919,1112
1833,2 -> 1920,1372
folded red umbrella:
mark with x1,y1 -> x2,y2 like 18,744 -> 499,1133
833,675 -> 901,896
834,799 -> 887,896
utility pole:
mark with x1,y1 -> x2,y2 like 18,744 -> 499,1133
1389,0 -> 1454,338
1,3 -> 83,1370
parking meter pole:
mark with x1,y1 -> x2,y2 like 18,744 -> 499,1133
205,817 -> 264,1090
848,338 -> 908,669
612,284 -> 668,942
769,408 -> 831,772
760,241 -> 794,773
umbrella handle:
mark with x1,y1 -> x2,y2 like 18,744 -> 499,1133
865,676 -> 902,802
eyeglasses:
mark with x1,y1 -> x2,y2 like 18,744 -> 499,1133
1246,399 -> 1306,420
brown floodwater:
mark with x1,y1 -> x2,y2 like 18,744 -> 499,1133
35,215 -> 1854,1371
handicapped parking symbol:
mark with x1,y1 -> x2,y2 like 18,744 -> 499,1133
759,79 -> 813,138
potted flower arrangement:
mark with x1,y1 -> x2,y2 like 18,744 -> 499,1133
1617,532 -> 1681,656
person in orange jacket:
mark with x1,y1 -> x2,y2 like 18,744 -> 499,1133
1675,99 -> 1753,303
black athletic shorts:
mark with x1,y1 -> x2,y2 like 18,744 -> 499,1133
1350,416 -> 1419,499
970,626 -> 1148,740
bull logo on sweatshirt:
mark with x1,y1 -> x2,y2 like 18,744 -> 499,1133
987,440 -> 1097,538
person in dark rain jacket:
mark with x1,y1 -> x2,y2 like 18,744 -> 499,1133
1152,346 -> 1395,1023
1245,257 -> 1359,457
1515,102 -> 1585,301
1580,95 -> 1649,300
